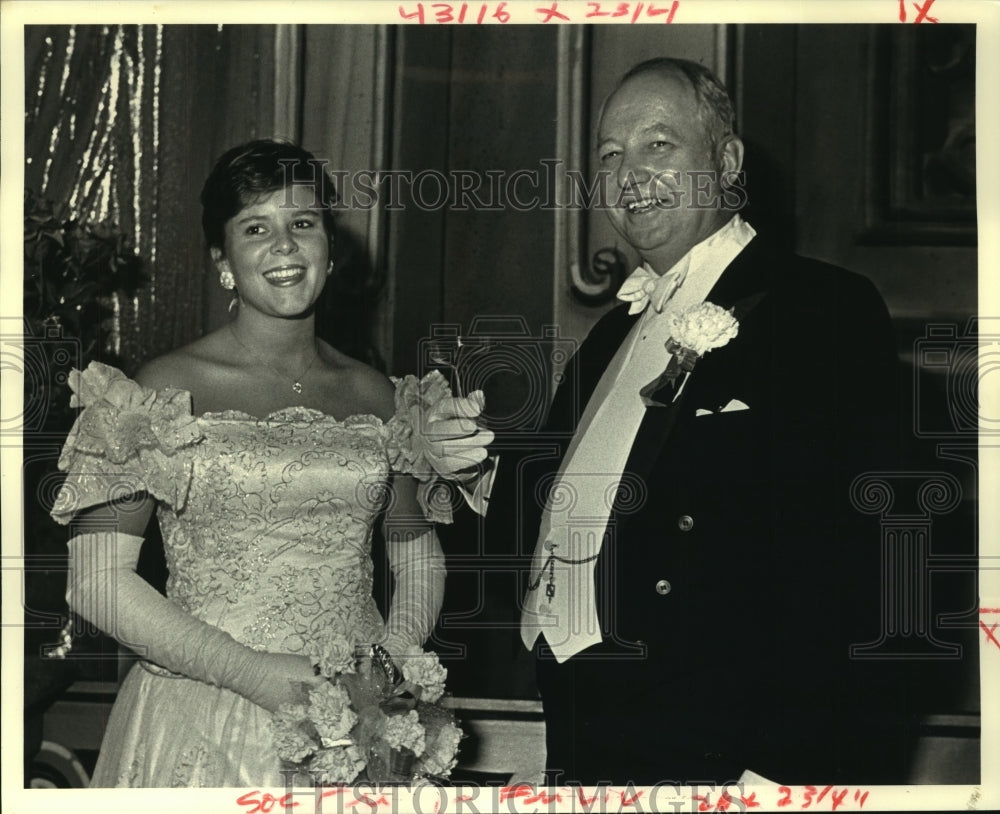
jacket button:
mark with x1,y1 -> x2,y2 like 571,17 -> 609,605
678,515 -> 694,531
655,579 -> 672,595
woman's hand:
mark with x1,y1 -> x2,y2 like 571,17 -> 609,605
244,652 -> 324,713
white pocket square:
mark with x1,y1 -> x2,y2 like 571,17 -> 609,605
721,398 -> 750,413
696,399 -> 750,417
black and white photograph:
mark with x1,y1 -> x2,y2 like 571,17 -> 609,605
2,1 -> 997,811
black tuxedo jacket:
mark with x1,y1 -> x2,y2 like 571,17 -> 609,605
524,236 -> 914,784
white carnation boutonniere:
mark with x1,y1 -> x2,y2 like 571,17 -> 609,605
639,302 -> 739,407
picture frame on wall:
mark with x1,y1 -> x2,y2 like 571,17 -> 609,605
862,24 -> 977,246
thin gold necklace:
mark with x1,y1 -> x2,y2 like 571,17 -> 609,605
228,325 -> 319,395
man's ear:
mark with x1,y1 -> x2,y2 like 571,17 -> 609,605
718,135 -> 744,184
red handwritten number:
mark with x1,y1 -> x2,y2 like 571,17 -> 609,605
647,1 -> 679,23
853,789 -> 870,808
693,793 -> 713,813
431,3 -> 455,21
400,2 -> 509,23
777,786 -> 793,807
399,3 -> 425,22
898,0 -> 906,21
586,2 -> 609,16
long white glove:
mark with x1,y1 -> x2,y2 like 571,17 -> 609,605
66,531 -> 321,712
380,529 -> 445,661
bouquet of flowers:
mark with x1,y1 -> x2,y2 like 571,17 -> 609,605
271,638 -> 463,785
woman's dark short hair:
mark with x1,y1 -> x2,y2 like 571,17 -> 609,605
200,139 -> 338,253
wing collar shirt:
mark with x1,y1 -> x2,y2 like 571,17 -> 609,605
522,214 -> 756,661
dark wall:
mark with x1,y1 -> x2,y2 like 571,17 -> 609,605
739,27 -> 980,777
389,26 -> 559,376
387,26 -> 562,699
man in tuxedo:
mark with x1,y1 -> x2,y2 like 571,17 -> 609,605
519,58 -> 913,785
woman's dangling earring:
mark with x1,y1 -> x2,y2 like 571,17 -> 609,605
326,260 -> 334,276
219,269 -> 238,313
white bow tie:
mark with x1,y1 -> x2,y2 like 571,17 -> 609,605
616,262 -> 685,315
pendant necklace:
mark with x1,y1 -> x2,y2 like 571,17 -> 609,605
229,325 -> 319,395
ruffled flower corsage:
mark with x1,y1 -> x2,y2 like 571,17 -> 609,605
639,302 -> 739,407
386,370 -> 496,524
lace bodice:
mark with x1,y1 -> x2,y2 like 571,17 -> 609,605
50,363 -> 457,657
161,408 -> 390,652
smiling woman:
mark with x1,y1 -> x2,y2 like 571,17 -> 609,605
45,139 -> 495,787
137,141 -> 372,420
218,185 -> 331,321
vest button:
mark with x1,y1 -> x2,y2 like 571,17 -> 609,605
678,515 -> 694,531
655,579 -> 672,595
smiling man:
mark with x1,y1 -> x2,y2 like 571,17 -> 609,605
597,64 -> 744,272
520,58 -> 913,786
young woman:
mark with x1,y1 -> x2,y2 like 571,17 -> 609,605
50,140 -> 492,787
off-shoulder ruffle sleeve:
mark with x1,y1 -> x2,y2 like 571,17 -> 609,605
50,362 -> 204,525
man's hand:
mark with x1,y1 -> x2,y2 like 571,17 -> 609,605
418,390 -> 494,476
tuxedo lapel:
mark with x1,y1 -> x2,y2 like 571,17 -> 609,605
549,304 -> 638,444
579,306 -> 637,402
609,237 -> 774,523
702,235 -> 773,311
